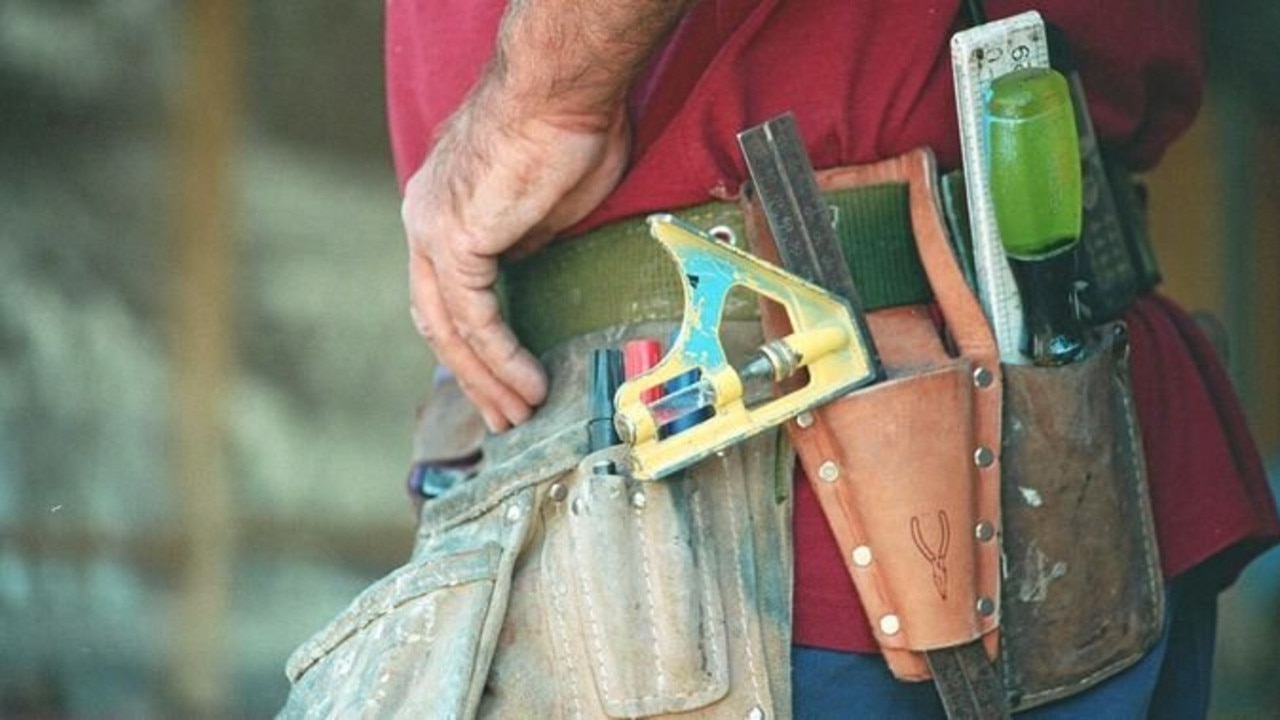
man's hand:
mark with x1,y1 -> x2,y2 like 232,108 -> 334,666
401,0 -> 692,432
403,98 -> 629,432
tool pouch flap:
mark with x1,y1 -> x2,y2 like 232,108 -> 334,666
746,149 -> 1003,681
999,322 -> 1163,711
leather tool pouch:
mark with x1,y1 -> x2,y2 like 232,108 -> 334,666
282,325 -> 792,718
746,149 -> 1004,681
747,149 -> 1164,705
999,322 -> 1163,711
543,447 -> 732,717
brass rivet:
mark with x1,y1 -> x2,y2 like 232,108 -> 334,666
796,411 -> 815,429
977,597 -> 997,617
879,614 -> 901,636
818,461 -> 840,482
974,447 -> 995,468
975,521 -> 995,542
548,483 -> 568,502
852,546 -> 874,567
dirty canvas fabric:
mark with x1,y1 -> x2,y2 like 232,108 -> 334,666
280,322 -> 797,717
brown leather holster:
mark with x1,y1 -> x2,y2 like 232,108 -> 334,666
745,148 -> 1164,708
745,148 -> 1004,681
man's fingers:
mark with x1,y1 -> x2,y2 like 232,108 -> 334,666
433,250 -> 547,408
408,252 -> 537,431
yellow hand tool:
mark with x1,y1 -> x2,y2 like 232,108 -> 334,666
613,212 -> 878,481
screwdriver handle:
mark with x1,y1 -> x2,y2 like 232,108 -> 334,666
987,67 -> 1086,364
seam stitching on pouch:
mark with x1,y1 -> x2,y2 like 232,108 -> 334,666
721,458 -> 764,703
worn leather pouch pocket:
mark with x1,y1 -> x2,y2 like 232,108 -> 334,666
282,544 -> 508,719
280,455 -> 552,719
999,322 -> 1164,711
542,447 -> 731,718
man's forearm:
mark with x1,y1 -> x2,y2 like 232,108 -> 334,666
402,2 -> 692,431
487,0 -> 695,123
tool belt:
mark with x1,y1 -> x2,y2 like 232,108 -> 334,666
284,322 -> 795,718
498,148 -> 1164,712
284,150 -> 1165,717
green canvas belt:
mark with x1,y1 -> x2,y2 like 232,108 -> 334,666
500,183 -> 933,358
498,168 -> 1159,358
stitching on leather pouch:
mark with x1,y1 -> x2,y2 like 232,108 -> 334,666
547,552 -> 586,718
567,464 -> 729,712
423,429 -> 583,540
602,480 -> 725,707
1115,356 -> 1161,621
719,456 -> 764,704
632,493 -> 667,690
575,520 -> 618,702
286,545 -> 499,682
689,478 -> 728,701
1013,338 -> 1161,706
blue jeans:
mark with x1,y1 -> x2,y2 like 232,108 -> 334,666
793,582 -> 1217,718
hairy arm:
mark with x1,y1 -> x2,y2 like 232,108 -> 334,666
402,0 -> 694,432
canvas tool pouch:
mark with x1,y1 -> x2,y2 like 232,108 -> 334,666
281,322 -> 794,719
745,149 -> 1004,682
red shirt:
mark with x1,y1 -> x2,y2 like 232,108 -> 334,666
386,0 -> 1280,652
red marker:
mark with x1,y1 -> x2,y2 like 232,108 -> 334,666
623,338 -> 664,403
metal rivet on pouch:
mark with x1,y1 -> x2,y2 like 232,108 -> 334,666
818,461 -> 840,482
852,545 -> 874,567
571,498 -> 587,516
505,504 -> 524,523
630,490 -> 647,510
879,614 -> 901,636
973,446 -> 995,468
746,707 -> 765,720
796,411 -> 815,429
548,482 -> 568,502
975,521 -> 995,542
977,597 -> 997,617
973,366 -> 994,388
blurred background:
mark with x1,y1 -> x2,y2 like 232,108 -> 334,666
0,1 -> 1276,717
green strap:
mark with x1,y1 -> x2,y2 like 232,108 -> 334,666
828,183 -> 931,312
500,184 -> 931,357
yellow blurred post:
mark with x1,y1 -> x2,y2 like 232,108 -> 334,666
169,0 -> 244,714
1149,101 -> 1279,455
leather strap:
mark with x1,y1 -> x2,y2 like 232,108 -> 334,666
758,149 -> 1005,688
